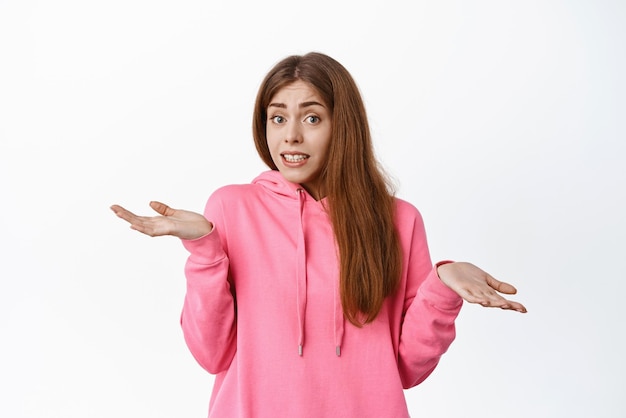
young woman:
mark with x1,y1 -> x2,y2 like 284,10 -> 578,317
111,52 -> 526,418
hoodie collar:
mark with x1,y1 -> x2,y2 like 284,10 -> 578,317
252,170 -> 322,202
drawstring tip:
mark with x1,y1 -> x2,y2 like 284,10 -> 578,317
298,345 -> 303,356
336,346 -> 341,357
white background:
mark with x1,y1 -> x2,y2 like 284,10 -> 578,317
1,1 -> 624,417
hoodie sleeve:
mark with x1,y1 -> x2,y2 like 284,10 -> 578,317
396,205 -> 463,389
179,194 -> 237,374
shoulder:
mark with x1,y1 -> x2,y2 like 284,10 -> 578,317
393,197 -> 424,224
393,197 -> 430,255
203,183 -> 263,217
209,183 -> 258,202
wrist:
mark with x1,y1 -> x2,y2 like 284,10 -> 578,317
435,260 -> 455,280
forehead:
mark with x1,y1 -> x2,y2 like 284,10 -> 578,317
269,80 -> 324,104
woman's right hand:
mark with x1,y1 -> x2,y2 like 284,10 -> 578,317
110,201 -> 212,240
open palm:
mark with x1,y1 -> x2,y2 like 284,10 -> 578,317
110,201 -> 212,240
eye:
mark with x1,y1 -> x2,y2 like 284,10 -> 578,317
305,115 -> 320,124
270,115 -> 285,124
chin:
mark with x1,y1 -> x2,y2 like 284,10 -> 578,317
278,172 -> 309,186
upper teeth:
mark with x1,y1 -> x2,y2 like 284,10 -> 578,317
284,154 -> 307,162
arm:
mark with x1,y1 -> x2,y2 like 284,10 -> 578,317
180,228 -> 237,374
398,262 -> 463,389
397,261 -> 527,388
395,206 -> 463,389
110,199 -> 237,373
395,217 -> 527,388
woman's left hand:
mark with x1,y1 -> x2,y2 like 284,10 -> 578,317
437,262 -> 527,313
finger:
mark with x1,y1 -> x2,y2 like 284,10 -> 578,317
477,297 -> 510,310
499,302 -> 527,313
149,201 -> 175,217
486,296 -> 527,313
129,216 -> 168,237
466,288 -> 514,309
110,205 -> 140,224
110,204 -> 131,217
130,222 -> 159,237
486,275 -> 517,295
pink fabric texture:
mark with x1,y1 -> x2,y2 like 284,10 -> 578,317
181,170 -> 462,418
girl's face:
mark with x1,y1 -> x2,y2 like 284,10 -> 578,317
266,80 -> 332,200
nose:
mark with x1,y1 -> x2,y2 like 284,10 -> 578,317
284,121 -> 303,144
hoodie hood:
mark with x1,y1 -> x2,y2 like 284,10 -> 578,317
251,170 -> 344,357
252,169 -> 314,199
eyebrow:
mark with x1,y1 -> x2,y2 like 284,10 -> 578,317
268,101 -> 326,109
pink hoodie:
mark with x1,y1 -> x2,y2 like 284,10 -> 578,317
181,170 -> 462,418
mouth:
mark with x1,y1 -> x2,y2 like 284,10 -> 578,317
281,153 -> 310,163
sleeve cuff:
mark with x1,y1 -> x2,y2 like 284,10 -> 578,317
181,228 -> 226,265
419,261 -> 463,310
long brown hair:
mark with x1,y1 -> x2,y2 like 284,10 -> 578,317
252,52 -> 402,326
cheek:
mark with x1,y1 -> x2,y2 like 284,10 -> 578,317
320,134 -> 332,157
266,135 -> 281,164
267,139 -> 279,156
266,127 -> 280,148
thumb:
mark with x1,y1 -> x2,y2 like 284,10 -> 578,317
149,201 -> 175,216
486,275 -> 518,295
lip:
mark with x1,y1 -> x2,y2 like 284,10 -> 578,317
281,151 -> 310,167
